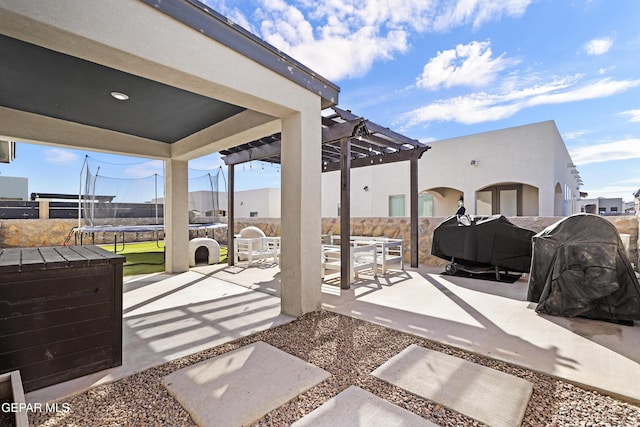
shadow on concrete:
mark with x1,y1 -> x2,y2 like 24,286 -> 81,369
325,272 -> 575,377
538,312 -> 639,364
429,269 -> 530,302
26,270 -> 292,404
322,266 -> 640,403
202,264 -> 282,297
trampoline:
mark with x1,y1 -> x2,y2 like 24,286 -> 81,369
73,223 -> 228,252
71,156 -> 228,253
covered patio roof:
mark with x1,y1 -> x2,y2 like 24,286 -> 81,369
0,1 -> 339,152
0,0 -> 341,316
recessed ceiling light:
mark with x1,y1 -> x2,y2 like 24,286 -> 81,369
110,91 -> 129,101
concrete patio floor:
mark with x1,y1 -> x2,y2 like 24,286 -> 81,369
206,262 -> 640,405
26,262 -> 640,407
26,267 -> 294,405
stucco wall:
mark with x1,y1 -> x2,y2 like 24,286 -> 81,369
2,215 -> 638,270
522,184 -> 539,216
0,176 -> 29,200
218,188 -> 281,218
321,121 -> 582,218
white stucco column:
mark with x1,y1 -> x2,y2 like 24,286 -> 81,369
463,188 -> 475,215
164,158 -> 190,273
279,106 -> 322,316
538,187 -> 556,216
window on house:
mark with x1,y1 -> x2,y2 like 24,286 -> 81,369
418,193 -> 433,217
499,189 -> 517,217
249,211 -> 258,217
476,184 -> 523,216
599,207 -> 606,215
389,195 -> 405,217
477,191 -> 493,215
611,207 -> 618,213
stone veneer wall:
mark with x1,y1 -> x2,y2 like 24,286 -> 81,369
235,216 -> 639,270
0,218 -> 227,248
0,219 -> 79,248
1,215 -> 638,270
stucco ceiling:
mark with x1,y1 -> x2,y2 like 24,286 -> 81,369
0,34 -> 246,144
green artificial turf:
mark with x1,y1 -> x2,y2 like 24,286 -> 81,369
99,241 -> 228,276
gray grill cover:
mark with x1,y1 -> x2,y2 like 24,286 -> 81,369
527,213 -> 640,321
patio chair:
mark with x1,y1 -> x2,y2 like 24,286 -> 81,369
321,243 -> 377,283
375,239 -> 404,275
350,237 -> 405,275
234,237 -> 279,266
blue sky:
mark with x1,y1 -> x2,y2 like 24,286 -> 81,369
2,0 -> 640,201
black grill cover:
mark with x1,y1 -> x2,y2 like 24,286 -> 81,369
527,213 -> 640,321
431,215 -> 535,273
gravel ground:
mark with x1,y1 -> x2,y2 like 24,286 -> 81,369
28,310 -> 640,427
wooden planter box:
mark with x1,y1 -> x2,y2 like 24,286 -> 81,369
0,246 -> 125,392
0,370 -> 29,427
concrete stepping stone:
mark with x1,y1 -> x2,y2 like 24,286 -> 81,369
163,341 -> 330,426
372,344 -> 533,427
292,386 -> 437,427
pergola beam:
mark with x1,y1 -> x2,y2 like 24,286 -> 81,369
321,118 -> 363,142
410,157 -> 419,268
322,145 -> 430,172
340,137 -> 351,290
221,140 -> 282,165
227,164 -> 235,266
220,107 -> 431,289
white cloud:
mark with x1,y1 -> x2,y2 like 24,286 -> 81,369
581,176 -> 640,202
616,176 -> 640,185
563,130 -> 588,140
432,0 -> 531,31
583,37 -> 614,55
401,77 -> 640,126
581,184 -> 638,202
259,1 -> 409,80
123,160 -> 164,178
598,65 -> 615,75
619,109 -> 640,122
570,139 -> 640,165
44,148 -> 78,166
417,40 -> 518,90
252,0 -> 533,81
266,25 -> 408,80
525,78 -> 637,106
200,0 -> 256,33
189,154 -> 225,171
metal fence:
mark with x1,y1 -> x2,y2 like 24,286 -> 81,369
0,201 -> 164,220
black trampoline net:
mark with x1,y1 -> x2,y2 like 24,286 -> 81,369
80,156 -> 222,227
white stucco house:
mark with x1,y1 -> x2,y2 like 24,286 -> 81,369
322,120 -> 582,218
188,188 -> 281,218
0,176 -> 28,200
577,197 -> 625,216
219,188 -> 281,218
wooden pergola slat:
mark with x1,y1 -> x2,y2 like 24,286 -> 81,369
221,107 -> 431,287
